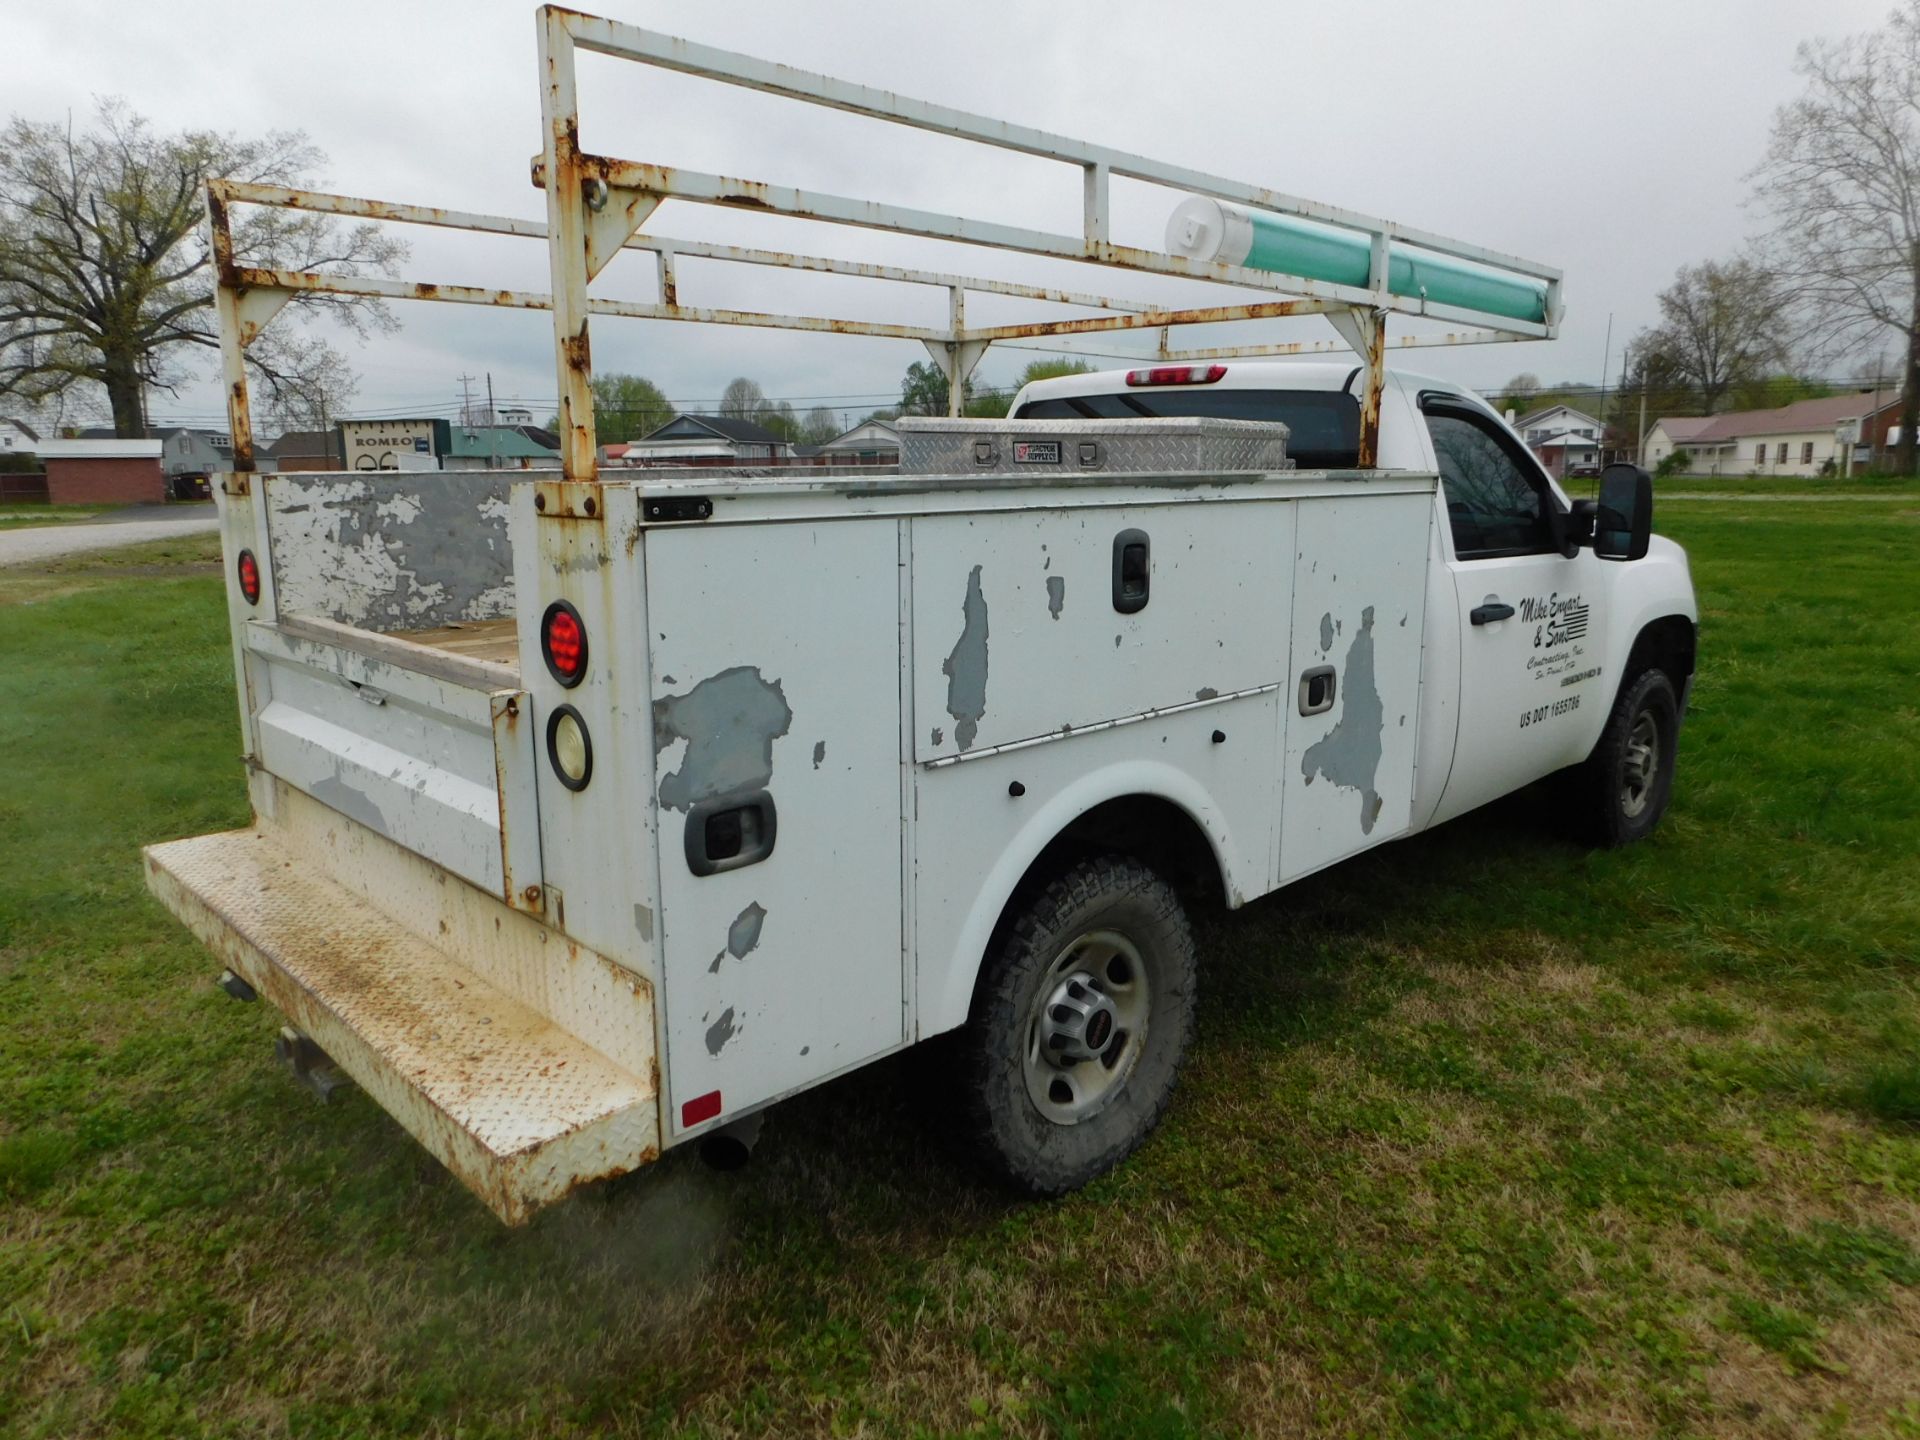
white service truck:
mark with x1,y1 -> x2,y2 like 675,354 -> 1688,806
144,365 -> 1695,1222
141,9 -> 1696,1223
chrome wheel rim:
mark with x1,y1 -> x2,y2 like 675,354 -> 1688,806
1023,929 -> 1150,1125
1620,710 -> 1660,818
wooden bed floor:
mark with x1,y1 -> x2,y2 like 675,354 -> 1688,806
391,618 -> 521,666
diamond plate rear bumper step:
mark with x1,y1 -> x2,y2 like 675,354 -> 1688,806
144,828 -> 660,1224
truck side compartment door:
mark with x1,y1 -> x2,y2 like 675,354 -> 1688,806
644,519 -> 905,1137
1424,401 -> 1609,825
1278,490 -> 1433,884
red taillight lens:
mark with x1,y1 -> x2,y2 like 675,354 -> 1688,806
236,549 -> 261,605
1124,364 -> 1228,387
541,601 -> 587,687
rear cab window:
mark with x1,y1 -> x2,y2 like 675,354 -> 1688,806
1012,389 -> 1361,469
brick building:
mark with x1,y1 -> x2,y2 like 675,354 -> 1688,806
36,439 -> 166,504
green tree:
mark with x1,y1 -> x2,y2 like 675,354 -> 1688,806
1014,357 -> 1092,387
898,360 -> 953,416
0,101 -> 403,436
758,400 -> 801,443
585,373 -> 672,443
1727,373 -> 1834,412
1629,259 -> 1789,416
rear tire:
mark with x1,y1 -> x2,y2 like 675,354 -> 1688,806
958,854 -> 1196,1196
1573,668 -> 1679,847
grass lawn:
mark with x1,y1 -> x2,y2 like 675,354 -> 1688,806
1657,472 -> 1920,498
2,509 -> 1917,1438
0,504 -> 118,527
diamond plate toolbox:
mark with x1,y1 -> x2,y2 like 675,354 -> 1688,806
895,416 -> 1292,476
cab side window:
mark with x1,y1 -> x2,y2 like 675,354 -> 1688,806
1423,408 -> 1555,560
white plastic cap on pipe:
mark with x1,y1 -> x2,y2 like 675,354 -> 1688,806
1165,197 -> 1255,267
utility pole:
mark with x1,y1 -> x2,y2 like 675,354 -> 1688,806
1596,312 -> 1613,481
486,373 -> 499,469
456,373 -> 478,427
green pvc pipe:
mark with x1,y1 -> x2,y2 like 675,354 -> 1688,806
1166,198 -> 1548,325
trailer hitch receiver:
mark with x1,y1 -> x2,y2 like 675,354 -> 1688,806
275,1026 -> 349,1103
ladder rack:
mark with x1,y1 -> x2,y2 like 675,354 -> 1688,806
209,6 -> 1562,476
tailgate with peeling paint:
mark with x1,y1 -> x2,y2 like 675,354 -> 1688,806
244,617 -> 541,905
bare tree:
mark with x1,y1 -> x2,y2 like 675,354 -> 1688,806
799,405 -> 840,445
0,101 -> 404,436
260,346 -> 357,437
719,376 -> 766,420
1755,3 -> 1920,470
1629,260 -> 1789,416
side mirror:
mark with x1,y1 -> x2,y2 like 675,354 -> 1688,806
1593,463 -> 1652,561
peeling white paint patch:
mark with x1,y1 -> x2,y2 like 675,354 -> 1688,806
376,493 -> 423,525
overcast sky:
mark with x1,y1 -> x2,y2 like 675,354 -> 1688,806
3,0 -> 1896,430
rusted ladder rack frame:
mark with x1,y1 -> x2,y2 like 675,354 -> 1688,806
208,7 -> 1562,478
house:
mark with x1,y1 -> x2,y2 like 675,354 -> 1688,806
1,416 -> 37,455
1514,404 -> 1603,479
1642,390 -> 1901,477
441,425 -> 560,471
35,438 -> 166,504
1641,416 -> 1717,471
264,430 -> 344,471
815,419 -> 900,465
156,428 -> 243,495
619,414 -> 791,467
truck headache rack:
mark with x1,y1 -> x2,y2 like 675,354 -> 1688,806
207,6 -> 1561,477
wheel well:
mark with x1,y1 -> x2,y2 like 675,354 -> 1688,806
1626,615 -> 1697,685
977,795 -> 1223,991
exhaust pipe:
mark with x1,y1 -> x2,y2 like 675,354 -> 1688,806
698,1109 -> 765,1171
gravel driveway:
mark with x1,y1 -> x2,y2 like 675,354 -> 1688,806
0,507 -> 219,567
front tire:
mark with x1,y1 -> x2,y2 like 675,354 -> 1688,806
958,854 -> 1197,1196
1574,668 -> 1680,847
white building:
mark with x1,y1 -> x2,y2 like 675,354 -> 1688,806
1644,391 -> 1901,477
1513,404 -> 1602,478
815,419 -> 900,464
1,416 -> 38,455
620,414 -> 791,466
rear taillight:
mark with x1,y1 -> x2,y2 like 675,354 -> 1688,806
1125,364 -> 1227,387
541,601 -> 587,687
236,549 -> 261,605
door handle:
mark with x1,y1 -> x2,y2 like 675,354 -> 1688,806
685,791 -> 778,876
1298,664 -> 1337,715
1470,601 -> 1515,626
1112,528 -> 1150,613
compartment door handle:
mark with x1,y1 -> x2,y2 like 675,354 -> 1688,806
685,791 -> 778,877
1112,528 -> 1151,614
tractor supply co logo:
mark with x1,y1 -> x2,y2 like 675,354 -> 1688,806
1013,441 -> 1061,465
1519,592 -> 1591,684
